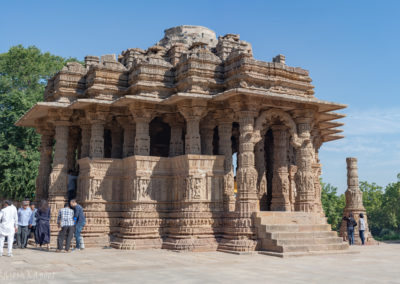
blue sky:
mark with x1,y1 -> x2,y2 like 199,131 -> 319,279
1,0 -> 399,193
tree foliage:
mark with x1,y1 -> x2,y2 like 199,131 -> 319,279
0,45 -> 79,200
360,175 -> 400,239
321,181 -> 345,231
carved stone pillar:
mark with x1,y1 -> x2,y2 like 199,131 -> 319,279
67,127 -> 80,171
217,115 -> 235,212
236,111 -> 259,216
111,125 -> 123,158
80,123 -> 91,158
178,101 -> 207,155
134,117 -> 151,155
312,163 -> 323,213
49,123 -> 69,196
164,114 -> 184,157
35,128 -> 54,201
117,116 -> 135,158
48,121 -> 70,238
292,110 -> 316,212
270,125 -> 291,211
185,117 -> 201,154
255,136 -> 267,211
289,165 -> 298,211
130,104 -> 153,156
90,121 -> 105,158
219,109 -> 259,253
339,158 -> 376,244
201,121 -> 214,155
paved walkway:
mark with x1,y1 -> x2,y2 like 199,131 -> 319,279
0,243 -> 399,283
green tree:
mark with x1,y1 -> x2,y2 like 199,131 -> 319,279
321,180 -> 345,231
0,45 -> 79,200
359,181 -> 385,236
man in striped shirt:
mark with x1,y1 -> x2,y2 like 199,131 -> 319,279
56,203 -> 75,252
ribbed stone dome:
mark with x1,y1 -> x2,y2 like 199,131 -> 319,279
157,25 -> 217,48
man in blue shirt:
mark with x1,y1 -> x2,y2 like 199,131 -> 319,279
70,199 -> 86,251
17,200 -> 32,248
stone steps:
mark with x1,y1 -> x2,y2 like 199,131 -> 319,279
255,212 -> 328,225
266,231 -> 337,239
259,224 -> 332,233
254,211 -> 349,256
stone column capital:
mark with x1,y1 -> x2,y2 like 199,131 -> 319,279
291,109 -> 315,122
86,111 -> 108,124
177,100 -> 208,120
129,103 -> 155,120
48,108 -> 73,122
116,116 -> 135,128
163,113 -> 185,127
215,109 -> 234,124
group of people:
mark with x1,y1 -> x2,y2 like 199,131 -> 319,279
343,212 -> 367,245
0,198 -> 86,257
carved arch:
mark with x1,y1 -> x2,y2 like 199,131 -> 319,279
253,109 -> 298,144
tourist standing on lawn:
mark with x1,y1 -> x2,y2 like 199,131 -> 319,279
343,212 -> 357,245
0,200 -> 18,257
28,201 -> 38,244
57,203 -> 75,252
35,200 -> 51,250
17,200 -> 32,248
70,199 -> 86,251
359,213 -> 366,245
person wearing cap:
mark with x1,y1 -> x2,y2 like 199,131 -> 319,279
17,200 -> 32,248
0,200 -> 18,257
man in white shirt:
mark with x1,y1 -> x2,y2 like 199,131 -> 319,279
0,200 -> 18,257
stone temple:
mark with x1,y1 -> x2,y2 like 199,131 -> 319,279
17,25 -> 350,254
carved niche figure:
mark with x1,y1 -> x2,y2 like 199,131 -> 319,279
185,176 -> 204,200
134,177 -> 151,201
89,179 -> 102,200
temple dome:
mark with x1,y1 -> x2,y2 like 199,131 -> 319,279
157,25 -> 217,49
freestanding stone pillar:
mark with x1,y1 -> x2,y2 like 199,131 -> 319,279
292,110 -> 316,212
35,128 -> 54,201
271,125 -> 291,211
339,157 -> 376,244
